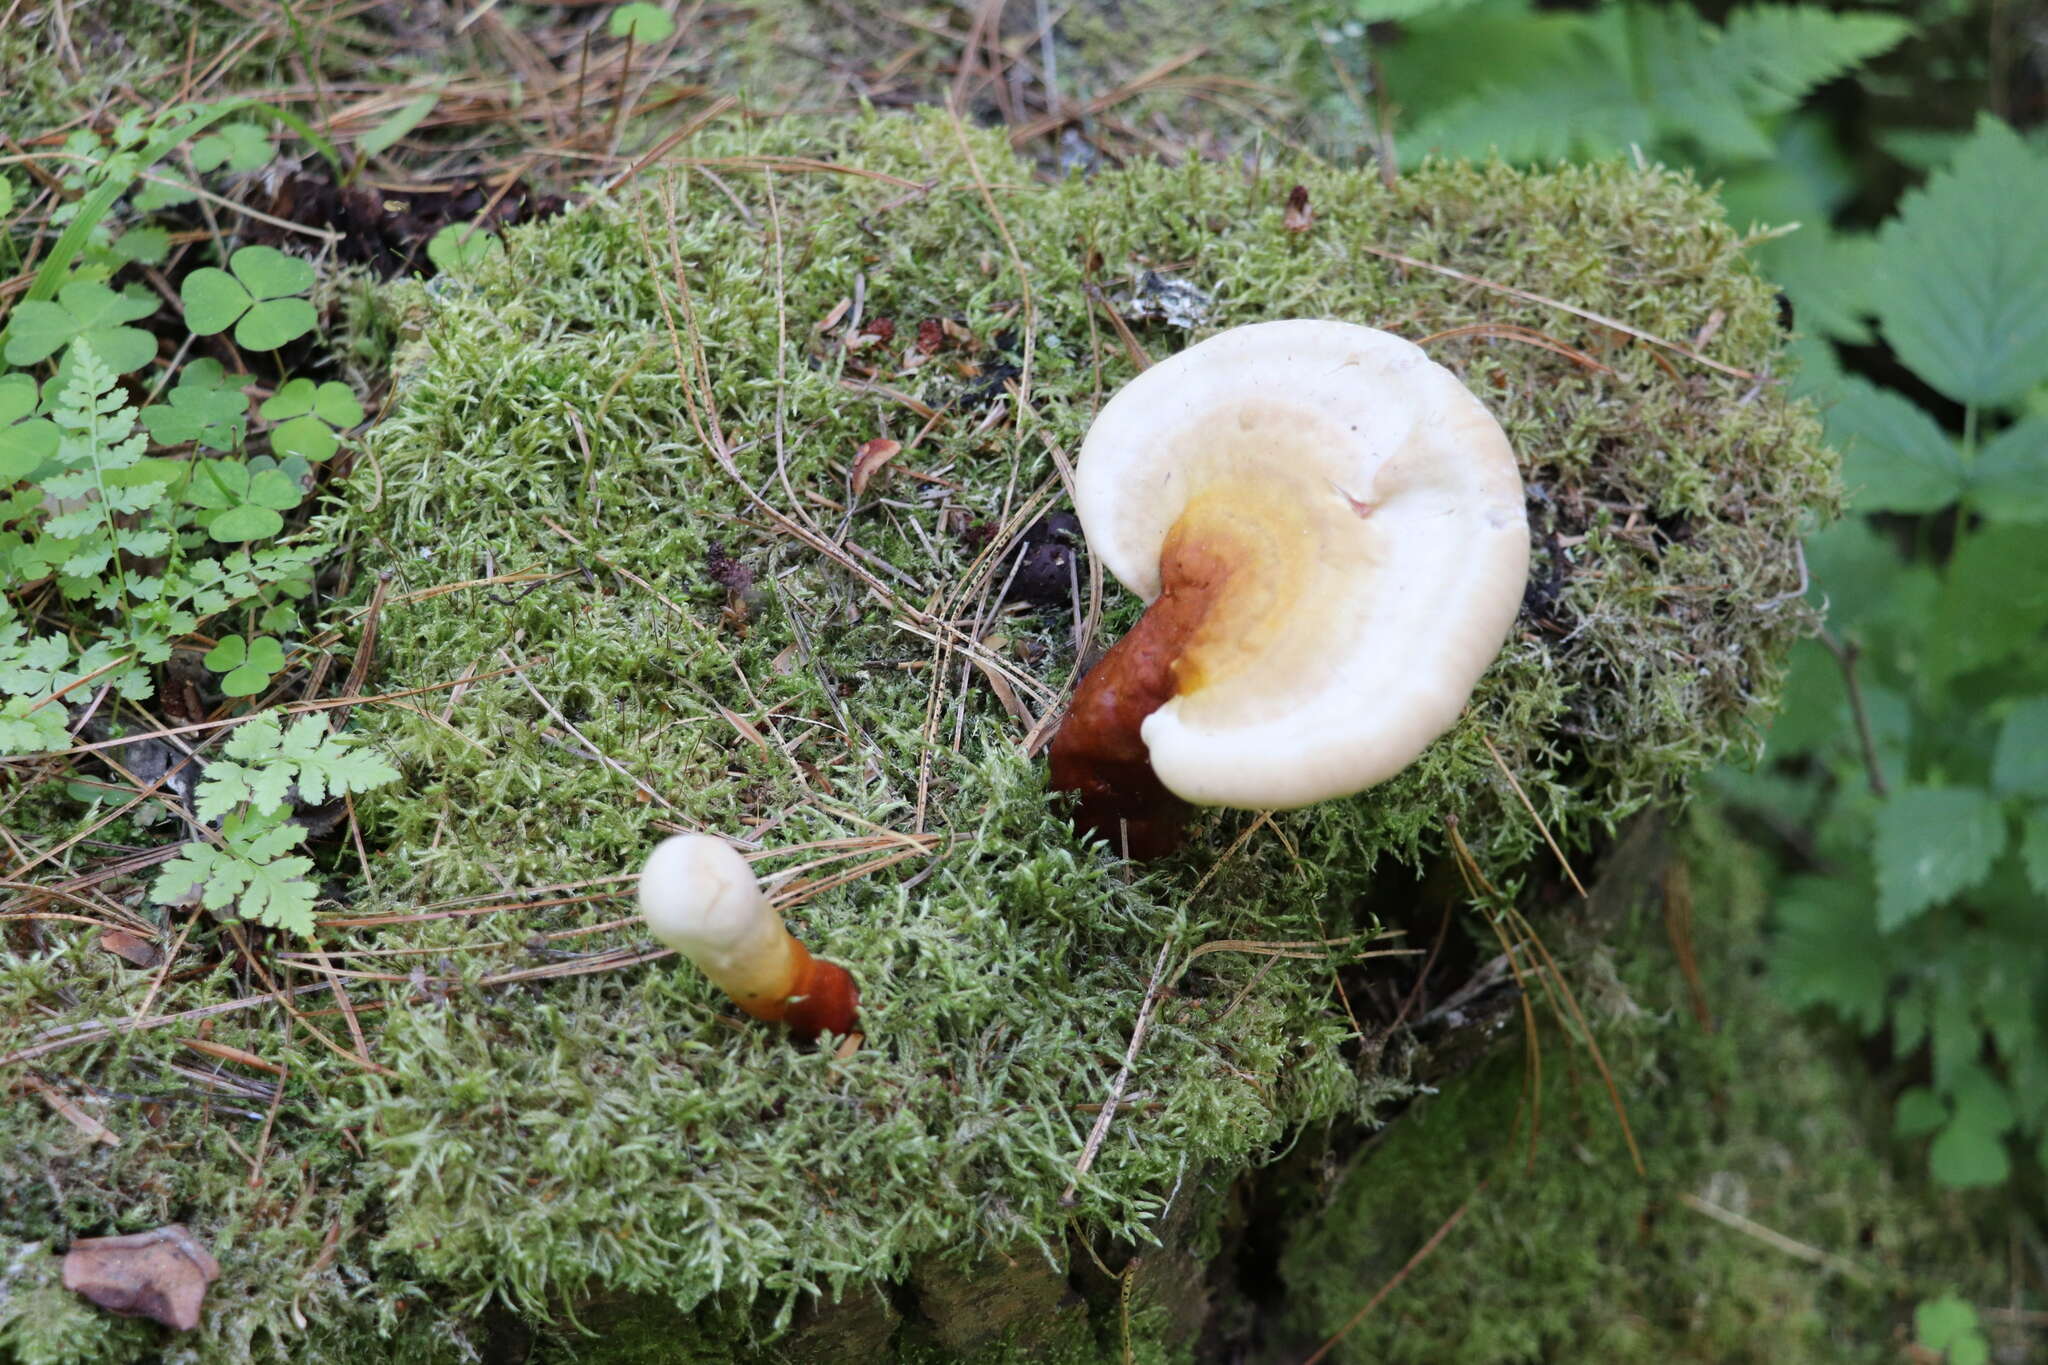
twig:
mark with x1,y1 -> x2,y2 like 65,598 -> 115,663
1677,1191 -> 1874,1284
1817,628 -> 1888,797
1061,940 -> 1174,1205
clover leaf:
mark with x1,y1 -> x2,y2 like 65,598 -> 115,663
202,633 -> 287,697
1915,1293 -> 1990,1365
0,374 -> 60,481
2,280 -> 160,371
260,378 -> 363,462
608,2 -> 677,40
425,221 -> 504,274
140,359 -> 251,453
181,246 -> 317,350
181,457 -> 303,543
190,122 -> 273,174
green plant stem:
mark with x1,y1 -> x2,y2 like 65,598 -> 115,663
1818,627 -> 1888,798
83,391 -> 136,642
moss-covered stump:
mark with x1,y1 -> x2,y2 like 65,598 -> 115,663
2,111 -> 1831,1363
1259,809 -> 2010,1364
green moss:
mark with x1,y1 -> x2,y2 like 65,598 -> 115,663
331,109 -> 1826,1344
5,108 -> 1830,1362
1274,807 -> 2006,1364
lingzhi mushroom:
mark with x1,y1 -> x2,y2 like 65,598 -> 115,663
638,834 -> 859,1039
1048,319 -> 1530,857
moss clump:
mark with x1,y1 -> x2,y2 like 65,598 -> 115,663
1273,809 -> 2006,1364
5,109 -> 1829,1361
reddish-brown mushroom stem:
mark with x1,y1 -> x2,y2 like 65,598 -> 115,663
1048,517 -> 1238,858
763,946 -> 861,1040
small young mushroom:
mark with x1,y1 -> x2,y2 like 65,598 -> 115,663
1048,319 -> 1529,856
637,834 -> 859,1039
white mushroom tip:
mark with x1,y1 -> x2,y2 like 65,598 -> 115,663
637,834 -> 769,959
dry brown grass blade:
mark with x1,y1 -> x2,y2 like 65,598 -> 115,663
1416,321 -> 1617,377
1007,47 -> 1209,144
1357,243 -> 1758,381
1662,861 -> 1714,1031
1448,817 -> 1646,1179
1479,732 -> 1588,898
18,1075 -> 120,1146
604,93 -> 739,190
2,981 -> 336,1069
1448,826 -> 1545,1172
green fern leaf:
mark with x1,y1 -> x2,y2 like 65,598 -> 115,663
1712,7 -> 1910,118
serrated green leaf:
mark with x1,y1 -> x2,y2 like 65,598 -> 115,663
268,414 -> 339,462
1991,697 -> 2048,796
1893,1086 -> 1948,1139
1873,786 -> 2008,930
181,267 -> 253,335
1924,525 -> 2048,684
1768,874 -> 1891,1031
1874,114 -> 2048,407
200,711 -> 399,817
0,696 -> 70,756
2020,808 -> 2048,898
1827,378 -> 1965,513
358,89 -> 442,158
111,227 -> 170,265
1710,7 -> 1908,118
131,173 -> 197,212
1405,4 -> 1904,166
1968,416 -> 2048,522
152,814 -> 318,934
234,297 -> 317,351
1751,229 -> 1878,346
229,245 -> 314,300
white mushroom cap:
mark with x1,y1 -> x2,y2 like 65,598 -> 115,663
1072,319 -> 1529,810
638,834 -> 797,1005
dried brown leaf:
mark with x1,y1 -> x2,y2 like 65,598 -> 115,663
98,929 -> 161,968
63,1225 -> 220,1331
850,438 -> 902,495
1283,184 -> 1314,233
